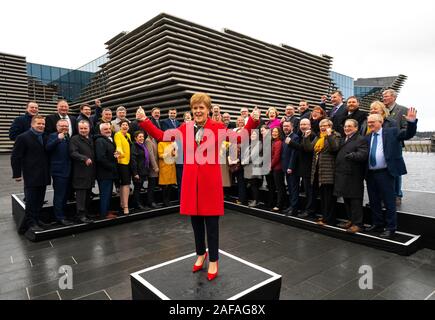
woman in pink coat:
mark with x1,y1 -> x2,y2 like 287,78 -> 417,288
137,93 -> 259,280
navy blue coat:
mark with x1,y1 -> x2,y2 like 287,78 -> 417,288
11,130 -> 50,187
365,120 -> 417,177
161,118 -> 181,131
9,113 -> 33,141
281,132 -> 300,172
46,132 -> 71,178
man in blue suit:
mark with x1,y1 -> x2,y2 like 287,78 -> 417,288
11,115 -> 51,233
46,119 -> 73,226
365,108 -> 417,238
281,120 -> 300,216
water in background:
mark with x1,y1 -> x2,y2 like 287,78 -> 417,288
403,152 -> 435,192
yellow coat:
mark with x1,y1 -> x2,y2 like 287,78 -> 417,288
157,141 -> 177,185
114,131 -> 131,165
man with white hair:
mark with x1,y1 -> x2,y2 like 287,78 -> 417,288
365,108 -> 417,238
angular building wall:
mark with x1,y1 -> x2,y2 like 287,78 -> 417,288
0,53 -> 29,152
74,13 -> 334,120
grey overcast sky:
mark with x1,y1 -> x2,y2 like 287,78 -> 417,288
2,0 -> 435,130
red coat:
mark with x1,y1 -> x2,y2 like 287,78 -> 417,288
140,117 -> 258,216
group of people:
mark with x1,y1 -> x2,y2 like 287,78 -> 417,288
10,89 -> 416,281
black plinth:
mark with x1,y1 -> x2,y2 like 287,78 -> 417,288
131,250 -> 281,300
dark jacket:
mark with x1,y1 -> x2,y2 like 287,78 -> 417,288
161,118 -> 181,131
45,114 -> 77,135
150,117 -> 162,130
69,134 -> 95,189
343,109 -> 367,129
281,132 -> 300,172
329,103 -> 347,136
130,142 -> 150,177
303,131 -> 341,186
365,120 -> 417,177
77,107 -> 101,135
334,133 -> 368,198
288,132 -> 315,178
9,113 -> 33,141
46,132 -> 71,178
11,130 -> 50,187
94,134 -> 118,181
128,120 -> 146,138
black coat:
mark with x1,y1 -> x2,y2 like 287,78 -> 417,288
69,134 -> 95,189
11,130 -> 50,187
343,109 -> 367,129
130,143 -> 150,177
287,132 -> 315,178
334,133 -> 368,198
45,114 -> 77,135
329,103 -> 348,136
9,113 -> 33,141
94,135 -> 118,181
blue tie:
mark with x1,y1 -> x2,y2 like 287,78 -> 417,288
370,133 -> 378,167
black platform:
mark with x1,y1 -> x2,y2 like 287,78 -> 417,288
11,191 -> 179,241
224,201 -> 421,256
130,249 -> 281,300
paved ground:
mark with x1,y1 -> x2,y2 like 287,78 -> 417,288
1,154 -> 435,300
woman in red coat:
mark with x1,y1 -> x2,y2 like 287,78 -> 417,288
137,93 -> 259,280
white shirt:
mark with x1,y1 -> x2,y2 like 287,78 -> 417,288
369,128 -> 387,170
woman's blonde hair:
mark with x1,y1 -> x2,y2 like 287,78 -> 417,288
370,100 -> 390,118
190,92 -> 211,110
266,106 -> 279,117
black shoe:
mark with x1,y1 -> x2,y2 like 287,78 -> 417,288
43,200 -> 48,205
149,202 -> 159,209
57,219 -> 74,226
77,216 -> 93,224
282,207 -> 293,216
29,224 -> 44,232
37,220 -> 52,228
380,230 -> 395,239
365,225 -> 384,232
136,204 -> 149,210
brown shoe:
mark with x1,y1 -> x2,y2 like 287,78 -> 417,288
346,225 -> 361,233
337,220 -> 352,229
106,212 -> 118,219
316,219 -> 326,226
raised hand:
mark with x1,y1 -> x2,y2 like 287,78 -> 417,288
136,106 -> 147,121
404,107 -> 417,122
251,107 -> 260,121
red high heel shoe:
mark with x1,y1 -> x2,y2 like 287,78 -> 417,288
192,252 -> 208,273
207,261 -> 218,281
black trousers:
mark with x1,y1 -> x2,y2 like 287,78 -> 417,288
147,177 -> 157,205
344,198 -> 364,226
133,175 -> 147,207
24,186 -> 46,228
75,189 -> 91,217
301,176 -> 315,212
319,184 -> 336,224
191,216 -> 220,262
266,170 -> 285,209
247,178 -> 262,202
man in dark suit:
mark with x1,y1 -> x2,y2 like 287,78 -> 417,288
46,119 -> 73,226
280,105 -> 299,130
298,100 -> 311,121
9,101 -> 39,141
287,118 -> 315,218
334,119 -> 368,233
161,108 -> 181,131
365,108 -> 417,238
161,108 -> 183,198
69,120 -> 95,224
382,89 -> 409,205
281,120 -> 300,216
343,96 -> 367,129
11,115 -> 51,232
328,90 -> 347,136
222,113 -> 236,129
76,100 -> 102,135
149,107 -> 162,129
45,99 -> 77,136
